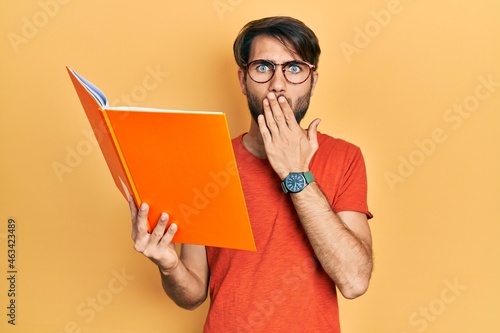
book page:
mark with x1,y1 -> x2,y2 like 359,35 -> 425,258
69,68 -> 108,107
106,106 -> 223,114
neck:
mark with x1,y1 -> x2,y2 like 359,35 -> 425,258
242,120 -> 267,159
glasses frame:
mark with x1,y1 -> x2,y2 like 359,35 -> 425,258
244,59 -> 315,85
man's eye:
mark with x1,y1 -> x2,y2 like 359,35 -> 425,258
287,64 -> 302,74
256,64 -> 270,72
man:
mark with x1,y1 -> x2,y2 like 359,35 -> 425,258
130,16 -> 373,332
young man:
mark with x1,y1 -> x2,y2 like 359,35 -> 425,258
130,16 -> 373,332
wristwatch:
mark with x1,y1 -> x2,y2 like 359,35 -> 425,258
281,171 -> 315,194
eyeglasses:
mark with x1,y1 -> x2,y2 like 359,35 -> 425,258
244,59 -> 315,85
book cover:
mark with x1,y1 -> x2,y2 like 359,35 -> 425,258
67,67 -> 256,251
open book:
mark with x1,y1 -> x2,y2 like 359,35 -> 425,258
67,67 -> 255,251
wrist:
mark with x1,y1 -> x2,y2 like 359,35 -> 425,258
281,171 -> 315,194
278,167 -> 310,180
158,261 -> 180,277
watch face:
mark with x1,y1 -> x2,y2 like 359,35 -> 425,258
285,173 -> 306,193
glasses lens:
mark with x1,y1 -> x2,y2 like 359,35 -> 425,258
283,61 -> 312,84
247,60 -> 274,83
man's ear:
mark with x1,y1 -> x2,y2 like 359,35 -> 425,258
310,71 -> 319,96
237,68 -> 247,96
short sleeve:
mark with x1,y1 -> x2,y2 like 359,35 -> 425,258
333,145 -> 372,219
311,134 -> 372,219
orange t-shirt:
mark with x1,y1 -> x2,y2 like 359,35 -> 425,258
204,133 -> 372,333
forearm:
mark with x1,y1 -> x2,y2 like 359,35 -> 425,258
160,268 -> 208,310
291,183 -> 373,299
160,259 -> 208,310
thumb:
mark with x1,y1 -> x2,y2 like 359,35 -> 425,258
307,118 -> 321,142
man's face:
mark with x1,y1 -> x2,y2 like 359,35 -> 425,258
238,35 -> 319,125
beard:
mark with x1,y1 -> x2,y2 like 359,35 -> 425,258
246,86 -> 313,125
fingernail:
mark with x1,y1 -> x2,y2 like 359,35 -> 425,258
278,96 -> 286,103
140,203 -> 147,211
263,98 -> 269,106
160,213 -> 168,221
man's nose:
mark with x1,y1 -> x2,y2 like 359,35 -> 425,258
268,66 -> 287,93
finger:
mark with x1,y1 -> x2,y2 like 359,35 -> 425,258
132,203 -> 151,251
277,95 -> 297,128
130,197 -> 140,240
159,222 -> 178,246
307,118 -> 321,151
262,97 -> 280,136
266,93 -> 287,128
257,114 -> 272,143
129,195 -> 138,222
135,203 -> 150,237
257,102 -> 276,142
149,212 -> 169,243
307,118 -> 321,141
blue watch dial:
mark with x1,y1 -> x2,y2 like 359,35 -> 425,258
285,173 -> 306,193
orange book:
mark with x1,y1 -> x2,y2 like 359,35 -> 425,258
67,67 -> 255,251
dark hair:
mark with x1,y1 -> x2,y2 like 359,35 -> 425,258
233,16 -> 321,70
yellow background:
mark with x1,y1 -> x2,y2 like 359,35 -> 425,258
1,0 -> 499,332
